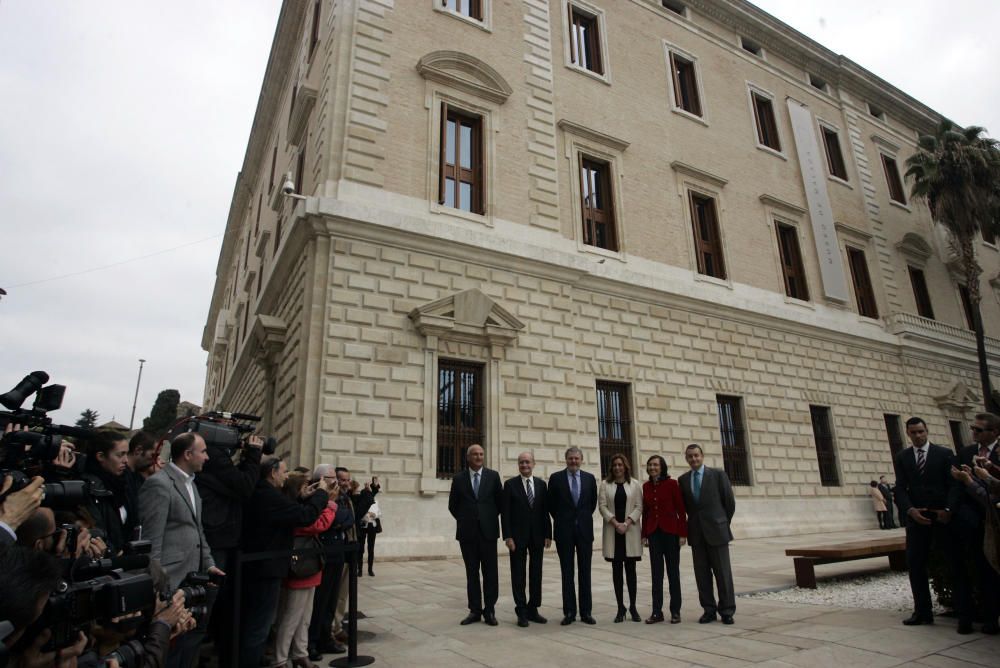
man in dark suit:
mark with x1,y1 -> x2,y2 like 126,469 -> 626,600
448,443 -> 502,626
877,476 -> 896,529
547,445 -> 598,625
955,413 -> 1000,634
894,417 -> 973,633
501,451 -> 552,627
678,443 -> 736,624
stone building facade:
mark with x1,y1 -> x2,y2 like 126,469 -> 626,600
201,0 -> 1000,557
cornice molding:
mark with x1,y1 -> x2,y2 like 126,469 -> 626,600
416,50 -> 513,104
671,160 -> 727,188
759,194 -> 805,215
557,119 -> 630,152
895,232 -> 933,266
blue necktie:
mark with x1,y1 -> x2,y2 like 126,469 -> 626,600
570,472 -> 580,505
693,470 -> 702,502
473,471 -> 480,498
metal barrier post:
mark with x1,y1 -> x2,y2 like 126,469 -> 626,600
330,543 -> 374,667
229,549 -> 243,668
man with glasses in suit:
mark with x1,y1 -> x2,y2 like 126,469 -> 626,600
894,417 -> 973,633
548,446 -> 598,625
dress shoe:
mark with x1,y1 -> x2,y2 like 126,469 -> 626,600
292,659 -> 318,668
721,615 -> 734,625
629,607 -> 641,622
460,612 -> 482,625
580,615 -> 597,625
957,620 -> 974,635
516,615 -> 529,628
526,611 -> 547,624
561,615 -> 575,626
368,568 -> 374,577
483,612 -> 498,626
698,612 -> 717,624
333,630 -> 348,643
645,612 -> 664,624
308,648 -> 322,662
983,622 -> 999,635
614,609 -> 625,623
670,613 -> 681,624
902,612 -> 933,626
319,642 -> 345,655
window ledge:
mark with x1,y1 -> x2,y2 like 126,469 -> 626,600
579,242 -> 626,263
432,6 -> 492,33
671,107 -> 708,127
783,295 -> 815,310
755,144 -> 787,161
565,62 -> 611,86
889,199 -> 911,213
828,175 -> 852,189
857,314 -> 884,325
430,201 -> 494,228
693,272 -> 733,290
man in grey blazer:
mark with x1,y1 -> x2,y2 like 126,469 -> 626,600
140,432 -> 225,668
678,443 -> 736,625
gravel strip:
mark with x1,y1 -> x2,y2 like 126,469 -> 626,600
740,571 -> 945,613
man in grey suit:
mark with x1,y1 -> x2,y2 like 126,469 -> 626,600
140,432 -> 225,668
678,443 -> 736,625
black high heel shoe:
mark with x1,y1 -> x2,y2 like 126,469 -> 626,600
614,608 -> 626,623
629,606 -> 641,622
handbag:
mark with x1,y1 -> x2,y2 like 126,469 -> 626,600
375,518 -> 383,534
289,535 -> 325,579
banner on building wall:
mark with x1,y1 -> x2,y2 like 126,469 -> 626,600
786,99 -> 850,302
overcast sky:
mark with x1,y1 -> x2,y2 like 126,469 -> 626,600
1,1 -> 998,429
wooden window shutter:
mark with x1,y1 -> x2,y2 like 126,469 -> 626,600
438,102 -> 448,204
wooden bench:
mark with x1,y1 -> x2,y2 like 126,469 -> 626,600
785,537 -> 907,588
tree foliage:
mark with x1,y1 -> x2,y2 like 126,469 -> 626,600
75,408 -> 99,429
905,120 -> 1000,412
142,389 -> 180,436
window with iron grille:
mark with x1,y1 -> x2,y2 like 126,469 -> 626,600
438,104 -> 484,215
689,192 -> 726,279
751,91 -> 781,151
883,413 -> 904,461
809,405 -> 840,486
846,246 -> 878,318
908,266 -> 934,319
717,395 -> 751,486
958,284 -> 975,330
776,223 -> 809,300
568,5 -> 603,75
881,154 -> 906,204
437,360 -> 484,479
596,381 -> 632,478
950,420 -> 966,454
580,157 -> 617,251
442,0 -> 483,21
670,52 -> 701,116
821,126 -> 847,180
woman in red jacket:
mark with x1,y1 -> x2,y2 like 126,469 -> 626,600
273,472 -> 337,668
641,455 -> 687,624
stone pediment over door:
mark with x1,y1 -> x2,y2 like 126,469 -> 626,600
416,51 -> 513,105
934,380 -> 979,414
408,288 -> 524,348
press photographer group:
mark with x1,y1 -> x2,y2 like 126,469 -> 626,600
0,372 -> 379,668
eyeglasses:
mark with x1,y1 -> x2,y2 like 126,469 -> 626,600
970,426 -> 994,433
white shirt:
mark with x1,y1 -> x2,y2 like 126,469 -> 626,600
981,440 -> 998,456
169,462 -> 198,515
521,475 -> 534,496
913,444 -> 928,466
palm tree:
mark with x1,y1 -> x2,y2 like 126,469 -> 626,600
906,120 -> 1000,413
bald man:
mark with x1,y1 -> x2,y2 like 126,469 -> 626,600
448,444 -> 502,626
501,452 -> 552,627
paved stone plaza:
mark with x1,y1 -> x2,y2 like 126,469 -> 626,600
348,529 -> 999,667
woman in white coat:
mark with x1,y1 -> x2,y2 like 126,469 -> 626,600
599,453 -> 644,622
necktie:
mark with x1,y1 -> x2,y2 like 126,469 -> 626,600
570,472 -> 580,505
473,471 -> 480,498
916,448 -> 926,475
693,470 -> 702,502
979,445 -> 990,459
525,478 -> 534,507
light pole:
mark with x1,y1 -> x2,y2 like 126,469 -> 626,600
129,358 -> 146,430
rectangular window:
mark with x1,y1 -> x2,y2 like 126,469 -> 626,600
661,0 -> 685,15
436,359 -> 484,479
809,405 -> 840,486
596,381 -> 632,479
950,420 -> 966,453
254,193 -> 262,237
717,395 -> 751,486
808,73 -> 827,92
256,261 -> 263,297
268,145 -> 278,193
881,155 -> 906,204
295,146 -> 306,197
689,192 -> 726,279
847,246 -> 879,318
883,413 -> 904,460
438,104 -> 484,215
868,103 -> 886,121
568,5 -> 603,75
821,127 -> 848,180
244,230 -> 251,270
740,37 -> 762,56
443,0 -> 482,21
580,157 -> 617,251
241,303 -> 249,343
274,217 -> 283,255
908,266 -> 935,319
776,223 -> 809,300
670,52 -> 701,116
958,284 -> 975,330
751,91 -> 781,151
309,0 -> 321,60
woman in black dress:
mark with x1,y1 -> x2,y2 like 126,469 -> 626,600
598,454 -> 644,622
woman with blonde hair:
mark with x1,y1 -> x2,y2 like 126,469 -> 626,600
869,480 -> 888,529
599,453 -> 643,622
